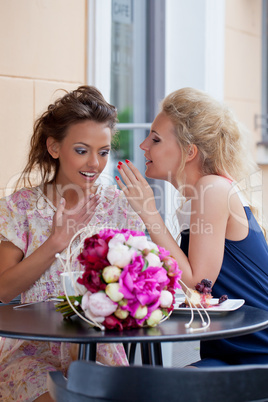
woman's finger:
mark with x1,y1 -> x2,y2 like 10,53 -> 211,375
117,164 -> 135,187
115,174 -> 144,210
115,175 -> 129,194
117,163 -> 152,200
124,159 -> 149,185
117,170 -> 143,198
85,194 -> 100,208
77,194 -> 100,220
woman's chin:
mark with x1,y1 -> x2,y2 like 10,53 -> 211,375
144,165 -> 155,179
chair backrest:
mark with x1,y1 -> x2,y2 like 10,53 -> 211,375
48,360 -> 268,402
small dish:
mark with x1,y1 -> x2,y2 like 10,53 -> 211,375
173,296 -> 245,314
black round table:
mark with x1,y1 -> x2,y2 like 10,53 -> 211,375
0,301 -> 268,365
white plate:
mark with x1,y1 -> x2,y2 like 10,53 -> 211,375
173,296 -> 245,313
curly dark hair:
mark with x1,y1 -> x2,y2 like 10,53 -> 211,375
17,85 -> 118,188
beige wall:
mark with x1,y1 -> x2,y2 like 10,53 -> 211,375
224,0 -> 268,224
0,0 -> 87,196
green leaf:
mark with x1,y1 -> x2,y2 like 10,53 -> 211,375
141,260 -> 149,272
162,309 -> 169,317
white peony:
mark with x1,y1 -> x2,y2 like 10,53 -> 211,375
126,235 -> 158,252
159,290 -> 173,308
145,252 -> 162,267
108,233 -> 126,247
107,243 -> 135,267
146,240 -> 159,252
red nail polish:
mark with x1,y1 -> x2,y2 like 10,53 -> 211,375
125,159 -> 130,163
117,165 -> 121,169
118,161 -> 123,165
115,176 -> 119,180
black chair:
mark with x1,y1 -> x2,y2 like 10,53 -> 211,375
48,360 -> 268,402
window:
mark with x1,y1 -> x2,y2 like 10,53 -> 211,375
110,0 -> 148,172
87,0 -> 166,216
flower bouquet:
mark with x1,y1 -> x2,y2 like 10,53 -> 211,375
56,228 -> 182,331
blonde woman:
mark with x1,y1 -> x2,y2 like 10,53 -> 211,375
116,87 -> 268,366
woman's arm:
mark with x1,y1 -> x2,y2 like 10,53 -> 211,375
116,161 -> 230,288
0,195 -> 99,303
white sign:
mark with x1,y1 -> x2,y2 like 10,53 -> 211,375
112,0 -> 132,24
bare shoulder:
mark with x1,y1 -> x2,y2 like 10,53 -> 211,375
193,175 -> 232,214
196,174 -> 231,187
195,175 -> 232,196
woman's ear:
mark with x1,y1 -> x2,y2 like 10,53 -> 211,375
46,137 -> 60,159
186,144 -> 198,162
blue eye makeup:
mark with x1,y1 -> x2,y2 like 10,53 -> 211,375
74,146 -> 110,156
99,149 -> 110,157
75,147 -> 87,155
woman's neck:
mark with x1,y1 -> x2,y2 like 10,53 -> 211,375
175,169 -> 204,200
43,181 -> 98,210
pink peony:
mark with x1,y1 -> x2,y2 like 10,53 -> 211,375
81,291 -> 117,323
98,228 -> 122,242
99,228 -> 144,242
162,256 -> 182,293
163,256 -> 181,277
158,246 -> 171,259
119,255 -> 170,323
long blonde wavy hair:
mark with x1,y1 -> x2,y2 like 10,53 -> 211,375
161,87 -> 266,237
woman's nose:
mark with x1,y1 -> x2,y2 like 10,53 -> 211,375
87,154 -> 99,167
140,138 -> 148,150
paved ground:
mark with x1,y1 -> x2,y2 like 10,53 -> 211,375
133,341 -> 200,367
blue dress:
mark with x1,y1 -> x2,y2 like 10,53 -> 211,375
180,206 -> 268,366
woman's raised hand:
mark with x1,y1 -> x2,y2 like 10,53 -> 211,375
50,194 -> 100,252
116,160 -> 157,218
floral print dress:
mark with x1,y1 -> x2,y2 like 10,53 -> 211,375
0,184 -> 144,402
